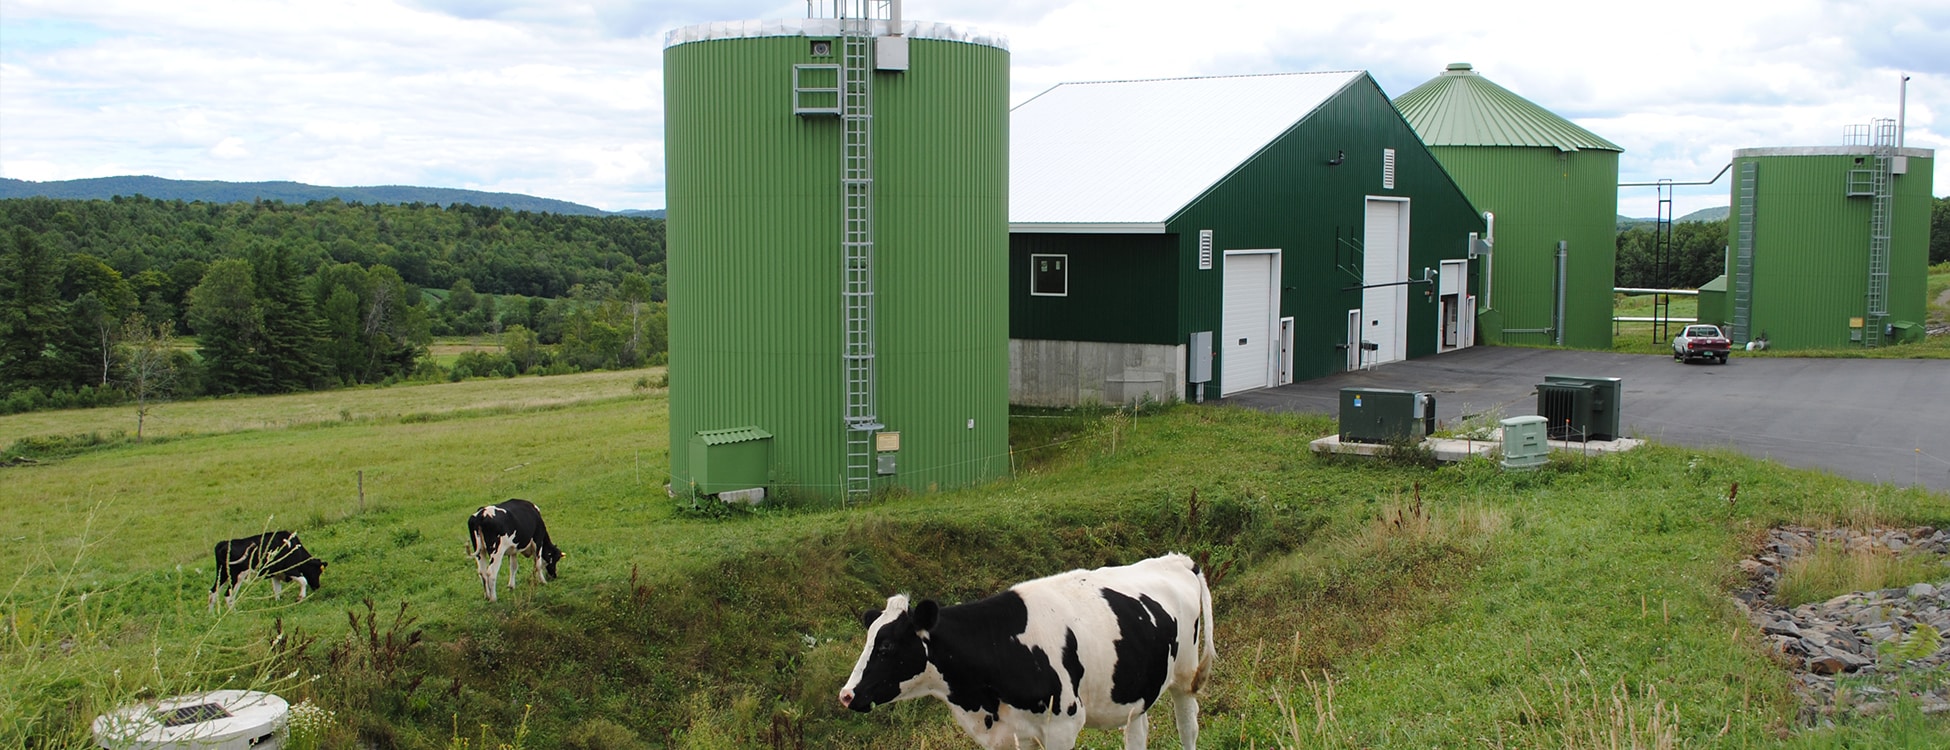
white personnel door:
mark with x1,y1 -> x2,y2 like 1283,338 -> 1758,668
1221,251 -> 1280,395
1362,198 -> 1409,364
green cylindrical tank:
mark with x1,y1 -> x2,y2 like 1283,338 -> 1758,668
663,20 -> 1010,499
1395,63 -> 1623,350
1726,146 -> 1935,349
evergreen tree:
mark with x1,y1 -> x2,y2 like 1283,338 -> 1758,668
0,227 -> 74,391
188,258 -> 270,394
249,244 -> 329,391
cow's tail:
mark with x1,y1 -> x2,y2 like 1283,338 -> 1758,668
466,518 -> 484,558
1193,560 -> 1216,693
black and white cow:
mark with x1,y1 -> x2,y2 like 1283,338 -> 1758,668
466,499 -> 564,602
840,553 -> 1215,750
208,531 -> 328,611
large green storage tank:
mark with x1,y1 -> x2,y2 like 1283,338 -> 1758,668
1726,144 -> 1935,350
663,17 -> 1010,500
1395,63 -> 1623,350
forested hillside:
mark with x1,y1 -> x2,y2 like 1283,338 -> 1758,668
0,176 -> 616,216
1615,196 -> 1949,288
0,196 -> 666,414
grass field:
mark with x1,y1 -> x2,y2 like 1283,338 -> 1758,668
4,370 -> 1946,748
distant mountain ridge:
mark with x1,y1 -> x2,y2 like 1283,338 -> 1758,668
0,176 -> 664,218
1616,205 -> 1729,232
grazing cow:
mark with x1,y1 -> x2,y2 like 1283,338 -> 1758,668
839,553 -> 1215,750
467,499 -> 564,602
208,531 -> 328,611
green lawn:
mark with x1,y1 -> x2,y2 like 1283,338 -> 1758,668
4,374 -> 1944,748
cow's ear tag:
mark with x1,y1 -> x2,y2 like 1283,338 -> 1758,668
861,609 -> 882,629
320,560 -> 330,568
913,600 -> 940,631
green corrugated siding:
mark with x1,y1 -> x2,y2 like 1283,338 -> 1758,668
1168,75 -> 1481,393
1008,233 -> 1179,343
1729,152 -> 1934,349
1697,274 -> 1728,329
665,34 -> 1009,498
1425,146 -> 1618,348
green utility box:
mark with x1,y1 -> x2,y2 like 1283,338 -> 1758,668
1536,382 -> 1593,441
1339,388 -> 1434,444
1499,415 -> 1549,470
1890,321 -> 1926,345
1541,374 -> 1622,440
689,427 -> 773,495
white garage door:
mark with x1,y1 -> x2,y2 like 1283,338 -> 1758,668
1222,252 -> 1279,395
1363,199 -> 1409,364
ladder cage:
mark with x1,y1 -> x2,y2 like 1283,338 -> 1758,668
837,0 -> 883,500
1863,119 -> 1895,347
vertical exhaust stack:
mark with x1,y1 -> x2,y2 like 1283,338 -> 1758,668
877,0 -> 909,70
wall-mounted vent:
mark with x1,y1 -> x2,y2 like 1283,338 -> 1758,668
1198,230 -> 1213,270
1381,148 -> 1397,190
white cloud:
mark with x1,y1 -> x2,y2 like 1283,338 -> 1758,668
210,137 -> 250,160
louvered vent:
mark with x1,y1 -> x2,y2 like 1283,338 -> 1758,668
1198,230 -> 1213,270
1382,148 -> 1396,189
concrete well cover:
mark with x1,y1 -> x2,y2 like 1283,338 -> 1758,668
93,689 -> 287,749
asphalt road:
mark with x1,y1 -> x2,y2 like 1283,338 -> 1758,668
1221,346 -> 1950,493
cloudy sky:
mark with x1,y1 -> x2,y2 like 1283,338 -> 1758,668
3,0 -> 1944,216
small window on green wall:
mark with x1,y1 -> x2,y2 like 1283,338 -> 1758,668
1031,254 -> 1067,296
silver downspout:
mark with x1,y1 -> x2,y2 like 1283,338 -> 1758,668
1554,241 -> 1567,346
1482,212 -> 1495,308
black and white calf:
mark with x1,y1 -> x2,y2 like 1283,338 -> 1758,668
208,531 -> 328,611
466,499 -> 564,602
840,553 -> 1216,750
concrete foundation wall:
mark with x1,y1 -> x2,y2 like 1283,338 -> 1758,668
1009,339 -> 1186,407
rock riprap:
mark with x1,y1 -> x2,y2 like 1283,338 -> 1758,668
1733,526 -> 1950,725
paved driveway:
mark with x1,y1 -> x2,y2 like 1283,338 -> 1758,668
1222,346 -> 1950,493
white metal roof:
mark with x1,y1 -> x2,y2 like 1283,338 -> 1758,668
1010,71 -> 1365,231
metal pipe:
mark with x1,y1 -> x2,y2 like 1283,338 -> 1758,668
889,0 -> 902,34
1554,241 -> 1567,346
1614,287 -> 1700,296
1481,212 -> 1495,309
1619,163 -> 1731,187
1899,74 -> 1910,148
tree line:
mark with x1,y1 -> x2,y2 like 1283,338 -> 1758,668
0,196 -> 667,415
1617,196 -> 1949,289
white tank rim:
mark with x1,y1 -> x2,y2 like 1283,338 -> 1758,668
93,689 -> 289,749
664,18 -> 1008,52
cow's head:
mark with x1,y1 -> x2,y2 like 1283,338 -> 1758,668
542,544 -> 565,579
839,595 -> 936,713
299,559 -> 328,591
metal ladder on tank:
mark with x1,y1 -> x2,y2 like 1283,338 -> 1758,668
839,0 -> 882,501
1651,180 -> 1675,344
1863,118 -> 1896,347
1731,162 -> 1756,345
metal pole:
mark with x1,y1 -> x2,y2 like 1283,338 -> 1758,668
1555,242 -> 1567,346
1898,74 -> 1910,148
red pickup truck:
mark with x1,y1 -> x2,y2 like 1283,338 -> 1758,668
1672,324 -> 1732,364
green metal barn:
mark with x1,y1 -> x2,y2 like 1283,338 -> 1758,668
1009,72 -> 1485,405
663,13 -> 1010,500
1395,63 -> 1622,350
1726,134 -> 1936,349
